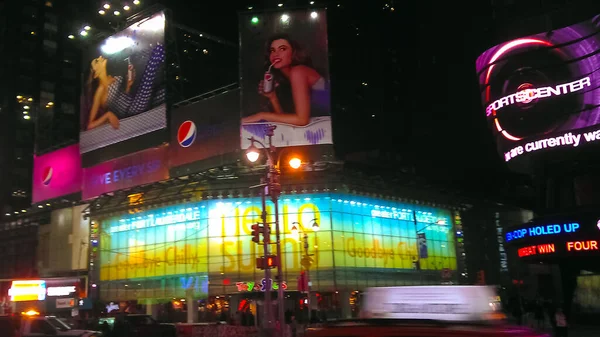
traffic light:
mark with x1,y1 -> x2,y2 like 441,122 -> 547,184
251,224 -> 260,243
265,255 -> 277,268
256,255 -> 278,270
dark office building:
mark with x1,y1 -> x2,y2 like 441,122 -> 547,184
0,0 -> 82,215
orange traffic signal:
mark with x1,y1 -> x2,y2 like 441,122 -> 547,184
256,255 -> 278,270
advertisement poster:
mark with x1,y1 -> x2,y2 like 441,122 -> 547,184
476,14 -> 600,166
98,193 -> 456,291
239,9 -> 332,148
79,11 -> 166,155
32,144 -> 82,204
169,89 -> 240,175
82,146 -> 169,200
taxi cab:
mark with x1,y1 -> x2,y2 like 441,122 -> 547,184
306,286 -> 549,337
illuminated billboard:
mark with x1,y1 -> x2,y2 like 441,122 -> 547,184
169,89 -> 240,176
505,212 -> 600,260
239,9 -> 333,149
98,193 -> 456,298
8,280 -> 46,302
79,11 -> 166,159
476,15 -> 600,168
32,144 -> 82,204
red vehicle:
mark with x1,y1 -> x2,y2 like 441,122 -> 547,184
306,319 -> 549,337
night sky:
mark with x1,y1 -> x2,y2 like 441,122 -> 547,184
76,0 -> 600,208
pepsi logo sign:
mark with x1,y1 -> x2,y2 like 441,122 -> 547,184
42,166 -> 53,186
178,121 -> 197,148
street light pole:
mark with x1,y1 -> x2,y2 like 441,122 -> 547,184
260,177 -> 273,333
246,125 -> 291,336
273,196 -> 286,330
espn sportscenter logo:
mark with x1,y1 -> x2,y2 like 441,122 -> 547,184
486,76 -> 591,116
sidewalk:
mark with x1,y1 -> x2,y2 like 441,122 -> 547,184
538,325 -> 600,337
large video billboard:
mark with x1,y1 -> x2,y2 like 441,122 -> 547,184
476,15 -> 600,167
239,9 -> 333,149
79,11 -> 166,158
32,144 -> 82,204
169,89 -> 240,176
98,193 -> 456,296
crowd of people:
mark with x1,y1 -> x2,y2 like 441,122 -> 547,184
506,296 -> 568,337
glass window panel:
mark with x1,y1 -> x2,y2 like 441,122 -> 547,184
316,231 -> 333,251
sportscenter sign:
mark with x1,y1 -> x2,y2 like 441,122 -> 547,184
486,76 -> 591,116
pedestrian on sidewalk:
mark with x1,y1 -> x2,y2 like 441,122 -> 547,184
554,308 -> 567,337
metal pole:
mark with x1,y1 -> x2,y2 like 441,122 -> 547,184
274,198 -> 286,334
304,233 -> 311,324
261,181 -> 273,333
412,210 -> 422,284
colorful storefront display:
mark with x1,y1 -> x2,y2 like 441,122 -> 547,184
97,193 -> 457,300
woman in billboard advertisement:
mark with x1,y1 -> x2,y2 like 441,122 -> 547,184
84,43 -> 165,131
241,34 -> 329,126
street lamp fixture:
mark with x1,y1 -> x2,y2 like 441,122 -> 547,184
245,143 -> 260,163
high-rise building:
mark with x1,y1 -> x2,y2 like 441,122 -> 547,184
0,0 -> 83,215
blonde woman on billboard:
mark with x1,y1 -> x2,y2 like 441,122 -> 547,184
84,44 -> 165,130
242,34 -> 329,126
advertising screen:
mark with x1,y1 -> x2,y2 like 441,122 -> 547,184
170,89 -> 240,176
505,212 -> 600,260
32,144 -> 82,204
239,9 -> 333,149
82,146 -> 169,200
476,15 -> 600,167
79,11 -> 166,157
98,193 -> 456,297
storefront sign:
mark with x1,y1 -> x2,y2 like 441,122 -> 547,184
506,223 -> 580,242
236,278 -> 288,292
47,286 -> 76,297
82,146 -> 169,200
110,208 -> 201,233
56,298 -> 75,309
8,280 -> 46,302
495,212 -> 508,272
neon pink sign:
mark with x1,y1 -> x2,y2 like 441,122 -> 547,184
32,144 -> 82,204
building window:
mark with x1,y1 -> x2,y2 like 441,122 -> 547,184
61,103 -> 75,115
43,23 -> 58,33
41,81 -> 55,92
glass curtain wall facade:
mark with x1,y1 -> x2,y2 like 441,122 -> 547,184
96,193 -> 457,301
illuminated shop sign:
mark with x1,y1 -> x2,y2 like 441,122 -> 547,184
236,278 -> 288,292
110,208 -> 201,233
8,280 -> 47,302
506,223 -> 580,242
47,286 -> 76,297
